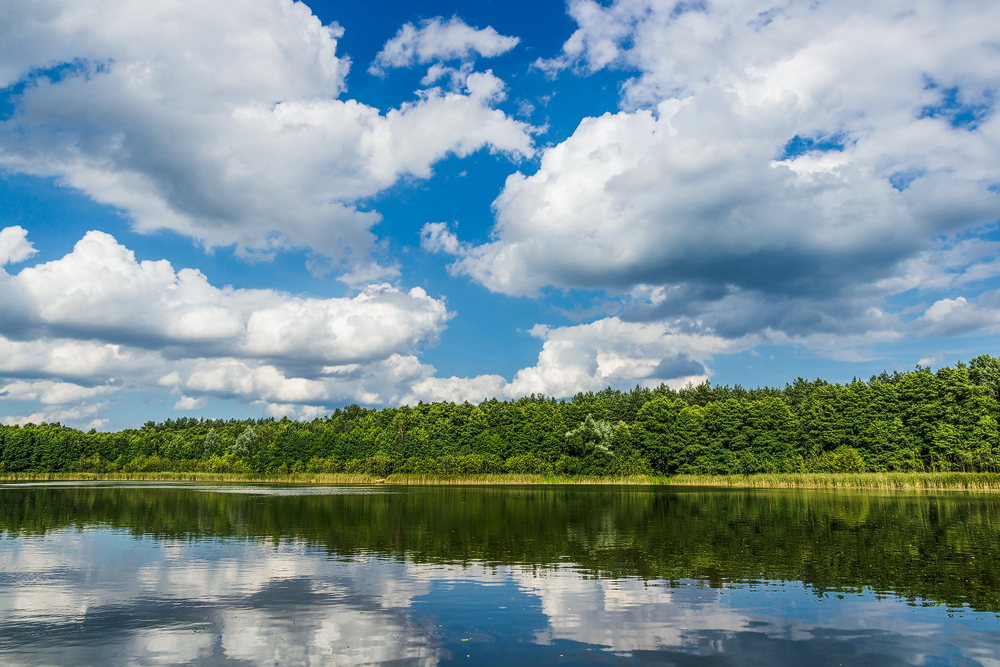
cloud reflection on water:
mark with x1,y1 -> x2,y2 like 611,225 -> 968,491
0,527 -> 998,665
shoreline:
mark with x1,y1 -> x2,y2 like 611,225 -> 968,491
2,471 -> 1000,489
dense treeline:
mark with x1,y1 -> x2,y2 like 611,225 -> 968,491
4,355 -> 1000,476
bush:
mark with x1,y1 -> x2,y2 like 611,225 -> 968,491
457,453 -> 503,474
438,455 -> 459,475
554,455 -> 581,476
68,455 -> 117,473
202,454 -> 249,474
122,454 -> 167,472
306,457 -> 343,473
504,453 -> 548,474
401,456 -> 439,473
807,446 -> 866,473
609,453 -> 653,476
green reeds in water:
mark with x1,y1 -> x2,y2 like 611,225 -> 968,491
3,471 -> 1000,489
382,473 -> 666,485
668,472 -> 1000,490
0,471 -> 385,484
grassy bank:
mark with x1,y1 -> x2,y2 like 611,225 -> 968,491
0,471 -> 665,485
669,471 -> 1000,489
383,473 -> 663,485
0,471 -> 383,484
3,471 -> 1000,489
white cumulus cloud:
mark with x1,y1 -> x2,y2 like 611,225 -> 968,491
0,226 -> 37,267
0,227 -> 757,426
0,227 -> 460,424
0,0 -> 533,271
405,317 -> 748,404
370,16 -> 519,75
911,292 -> 1000,338
429,0 -> 1000,354
0,229 -> 452,368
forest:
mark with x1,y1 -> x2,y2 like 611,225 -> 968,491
3,355 -> 1000,477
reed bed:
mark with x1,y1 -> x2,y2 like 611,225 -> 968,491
669,472 -> 1000,490
0,471 -> 384,484
0,471 -> 666,485
2,471 -> 1000,489
383,473 -> 665,485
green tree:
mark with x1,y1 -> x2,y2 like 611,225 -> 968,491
633,397 -> 688,473
969,354 -> 1000,401
202,428 -> 219,460
233,426 -> 255,458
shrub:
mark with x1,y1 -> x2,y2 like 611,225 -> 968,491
609,452 -> 653,476
504,453 -> 547,474
401,456 -> 439,473
807,446 -> 866,473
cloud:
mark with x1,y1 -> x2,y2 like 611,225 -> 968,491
172,395 -> 208,412
420,222 -> 463,254
0,380 -> 116,405
370,16 -> 519,75
0,379 -> 114,428
911,291 -> 1000,338
0,1 -> 533,271
0,226 -> 760,424
875,239 -> 1000,295
406,317 -> 748,403
0,229 -> 451,370
0,226 -> 36,267
428,0 -> 1000,356
0,228 -> 461,424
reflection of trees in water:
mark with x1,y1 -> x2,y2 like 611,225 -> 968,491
1,485 -> 998,612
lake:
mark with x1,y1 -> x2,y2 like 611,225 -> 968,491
0,483 -> 998,665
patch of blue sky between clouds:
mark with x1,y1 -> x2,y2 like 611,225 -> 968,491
919,78 -> 995,131
779,133 -> 848,160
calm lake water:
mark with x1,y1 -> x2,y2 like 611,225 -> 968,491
1,483 -> 998,665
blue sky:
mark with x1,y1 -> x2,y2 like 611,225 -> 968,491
1,0 -> 999,429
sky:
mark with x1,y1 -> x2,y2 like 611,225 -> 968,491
1,0 -> 999,430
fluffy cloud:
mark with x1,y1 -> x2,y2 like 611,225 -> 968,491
0,227 -> 747,424
430,0 -> 1000,349
0,0 -> 533,271
0,230 -> 451,368
370,16 -> 520,75
0,228 -> 457,424
911,292 -> 1000,338
0,226 -> 36,267
0,380 -> 116,405
0,401 -> 111,430
406,317 -> 747,404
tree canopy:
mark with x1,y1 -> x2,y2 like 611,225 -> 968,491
3,358 -> 1000,476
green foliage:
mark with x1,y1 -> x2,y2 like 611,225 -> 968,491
806,446 -> 866,472
4,355 -> 1000,476
202,428 -> 219,459
969,354 -> 1000,401
565,414 -> 615,455
233,426 -> 255,458
504,453 -> 549,474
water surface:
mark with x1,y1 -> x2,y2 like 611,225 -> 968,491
1,483 -> 998,665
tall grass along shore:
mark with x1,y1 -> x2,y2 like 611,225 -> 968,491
3,471 -> 1000,490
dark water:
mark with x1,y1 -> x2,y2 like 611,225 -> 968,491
1,483 -> 999,665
